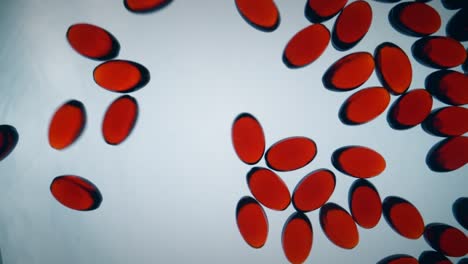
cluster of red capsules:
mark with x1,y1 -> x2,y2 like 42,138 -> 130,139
234,0 -> 467,263
47,0 -> 172,211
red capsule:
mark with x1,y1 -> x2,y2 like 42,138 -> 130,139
323,52 -> 375,91
282,212 -> 313,264
265,137 -> 317,172
377,254 -> 419,264
102,95 -> 138,145
292,169 -> 336,212
413,36 -> 467,69
94,60 -> 150,93
424,223 -> 468,257
426,136 -> 468,172
453,197 -> 468,230
447,9 -> 468,42
231,113 -> 265,165
124,0 -> 171,13
306,0 -> 348,22
66,23 -> 119,60
48,100 -> 86,150
349,179 -> 382,229
390,2 -> 441,36
340,87 -> 390,125
375,42 -> 413,95
425,70 -> 468,106
332,146 -> 386,178
236,197 -> 269,248
0,125 -> 18,162
424,107 -> 468,137
419,250 -> 453,264
383,196 -> 425,239
235,0 -> 279,31
320,203 -> 359,249
247,167 -> 291,211
388,89 -> 433,129
283,24 -> 330,68
50,175 -> 102,211
332,1 -> 372,50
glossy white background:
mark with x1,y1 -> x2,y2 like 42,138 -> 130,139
0,0 -> 466,263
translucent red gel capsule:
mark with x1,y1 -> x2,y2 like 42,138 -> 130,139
426,136 -> 468,172
247,167 -> 291,211
282,212 -> 313,264
231,113 -> 265,165
320,203 -> 359,249
424,107 -> 468,137
349,179 -> 382,229
332,146 -> 386,178
447,9 -> 468,42
424,223 -> 468,257
306,0 -> 348,22
102,95 -> 138,145
425,70 -> 468,106
419,250 -> 453,264
388,89 -> 433,129
292,169 -> 336,212
339,87 -> 390,125
236,196 -> 268,248
383,196 -> 425,239
94,60 -> 150,93
235,0 -> 279,32
124,0 -> 171,13
413,36 -> 467,69
332,0 -> 372,50
390,2 -> 441,36
323,52 -> 375,91
48,100 -> 86,150
0,125 -> 18,162
50,175 -> 102,211
265,136 -> 317,172
66,23 -> 119,60
375,42 -> 412,95
283,24 -> 330,68
377,254 -> 419,264
453,197 -> 468,230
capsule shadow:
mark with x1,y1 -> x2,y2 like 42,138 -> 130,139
452,197 -> 468,230
0,124 -> 19,162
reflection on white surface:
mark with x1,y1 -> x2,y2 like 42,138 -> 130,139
0,0 -> 466,263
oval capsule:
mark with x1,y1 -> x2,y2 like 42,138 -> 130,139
94,60 -> 150,93
247,167 -> 291,211
453,197 -> 468,230
383,196 -> 425,239
124,0 -> 171,13
282,212 -> 313,264
102,95 -> 138,145
265,137 -> 317,171
377,254 -> 419,264
48,100 -> 86,150
424,223 -> 468,257
323,52 -> 375,91
339,87 -> 390,125
236,197 -> 269,248
424,107 -> 468,137
375,42 -> 412,95
306,0 -> 348,22
283,24 -> 330,68
332,146 -> 386,178
50,175 -> 102,211
320,203 -> 359,249
0,125 -> 19,162
66,23 -> 119,60
389,2 -> 441,36
332,0 -> 372,50
232,113 -> 265,165
349,179 -> 382,229
235,0 -> 279,31
419,250 -> 453,264
388,89 -> 433,129
292,169 -> 336,212
413,36 -> 467,69
426,136 -> 468,172
447,8 -> 468,41
425,70 -> 468,106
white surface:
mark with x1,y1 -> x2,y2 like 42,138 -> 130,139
0,0 -> 466,263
